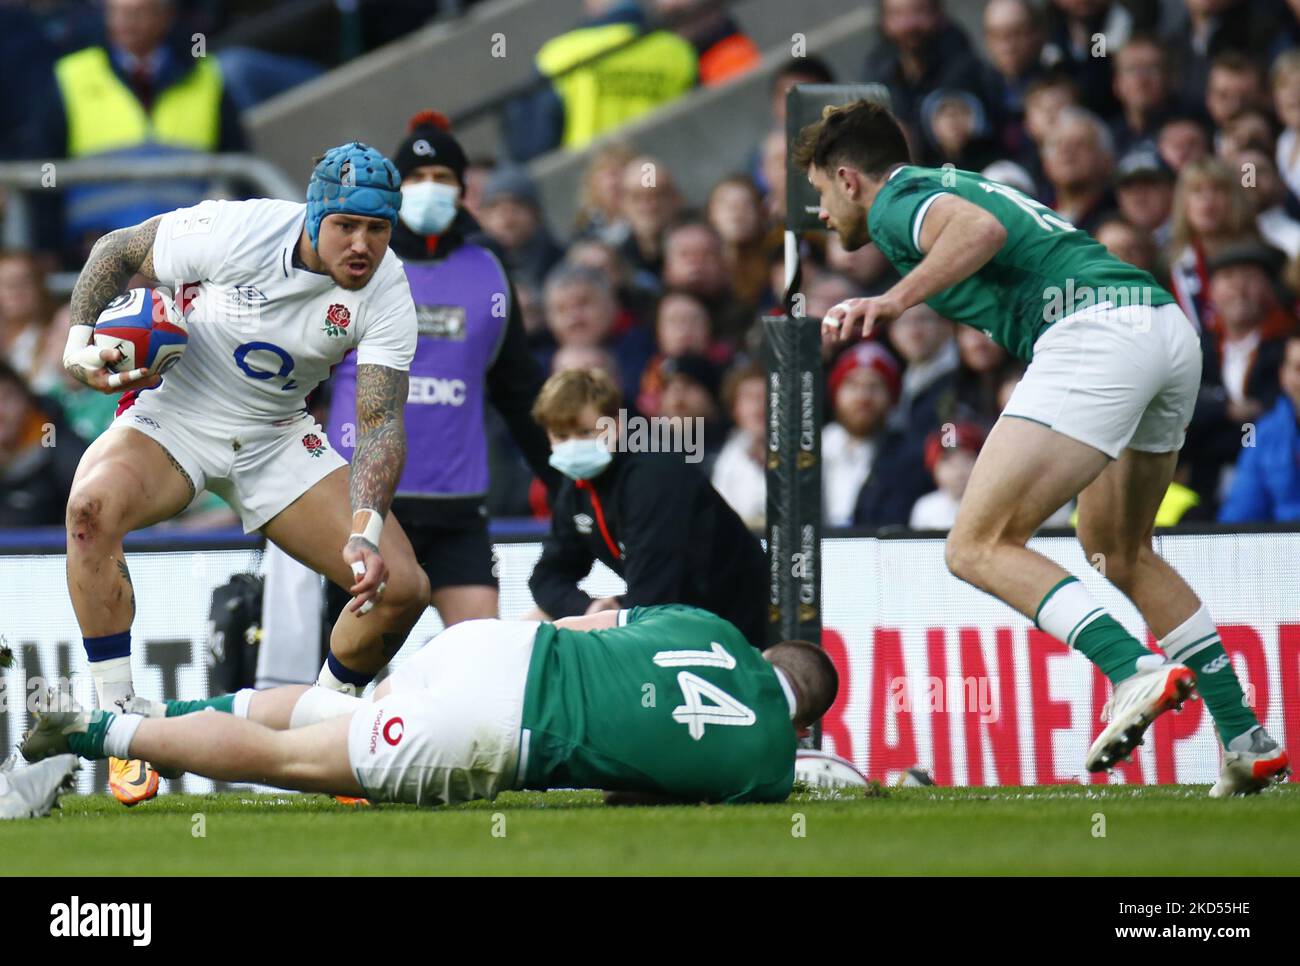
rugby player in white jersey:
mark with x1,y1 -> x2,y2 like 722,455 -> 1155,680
59,142 -> 432,804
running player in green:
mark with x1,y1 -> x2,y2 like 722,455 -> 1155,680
21,605 -> 836,806
795,99 -> 1288,794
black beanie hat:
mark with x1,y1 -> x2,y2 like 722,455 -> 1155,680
392,110 -> 469,186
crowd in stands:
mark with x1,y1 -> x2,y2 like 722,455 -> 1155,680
5,0 -> 1300,532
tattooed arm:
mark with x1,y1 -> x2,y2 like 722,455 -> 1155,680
342,363 -> 409,613
64,217 -> 163,393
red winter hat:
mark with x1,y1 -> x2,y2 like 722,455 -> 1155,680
924,421 -> 985,473
828,341 -> 902,403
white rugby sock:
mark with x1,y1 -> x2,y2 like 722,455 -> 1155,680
290,687 -> 365,729
104,712 -> 145,759
1035,578 -> 1106,646
231,688 -> 256,719
1158,604 -> 1220,664
90,656 -> 134,710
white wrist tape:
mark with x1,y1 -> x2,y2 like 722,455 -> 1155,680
63,324 -> 106,370
350,508 -> 384,548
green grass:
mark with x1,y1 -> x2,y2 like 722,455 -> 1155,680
3,783 -> 1299,875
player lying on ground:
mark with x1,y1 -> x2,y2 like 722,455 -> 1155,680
22,606 -> 837,806
797,100 -> 1289,795
58,143 -> 433,804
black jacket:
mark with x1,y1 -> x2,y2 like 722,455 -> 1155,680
529,451 -> 768,647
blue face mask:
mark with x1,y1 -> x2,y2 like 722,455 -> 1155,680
398,181 -> 458,236
549,438 -> 613,481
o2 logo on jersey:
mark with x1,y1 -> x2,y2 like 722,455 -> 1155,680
383,717 -> 404,746
233,341 -> 297,391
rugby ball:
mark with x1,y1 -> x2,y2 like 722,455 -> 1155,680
93,287 -> 188,377
795,749 -> 868,791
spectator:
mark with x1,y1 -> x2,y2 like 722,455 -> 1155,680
1218,107 -> 1279,159
33,0 -> 245,261
461,156 -> 497,225
707,175 -> 771,309
752,57 -> 836,193
1109,35 -> 1178,156
1163,0 -> 1260,109
1114,147 -> 1176,248
1157,111 -> 1213,173
618,155 -> 683,276
503,0 -> 697,161
527,368 -> 769,646
573,142 -> 637,244
983,159 -> 1039,197
1273,49 -> 1300,198
805,271 -> 865,326
909,422 -> 984,530
1095,216 -> 1160,275
759,127 -> 790,223
1019,72 -> 1082,197
662,219 -> 749,338
711,360 -> 766,530
565,237 -> 658,330
1189,241 -> 1294,506
1218,332 -> 1300,522
862,0 -> 984,136
943,325 -> 1012,429
979,0 -> 1048,159
821,342 -> 930,528
654,0 -> 760,87
823,235 -> 897,296
1041,0 -> 1132,116
542,263 -> 655,395
1042,107 -> 1118,234
0,4 -> 57,160
0,359 -> 84,528
1204,51 -> 1267,136
1168,156 -> 1254,330
0,252 -> 57,386
551,344 -> 621,380
919,88 -> 998,169
478,167 -> 565,291
825,343 -> 899,527
1233,147 -> 1300,259
887,303 -> 958,438
659,353 -> 725,467
637,289 -> 721,414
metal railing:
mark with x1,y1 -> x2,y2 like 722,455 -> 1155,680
0,152 -> 300,294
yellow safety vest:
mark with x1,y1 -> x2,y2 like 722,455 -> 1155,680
537,24 -> 697,149
55,46 -> 223,158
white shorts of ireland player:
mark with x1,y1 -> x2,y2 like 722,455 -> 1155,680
346,619 -> 539,806
114,392 -> 346,532
1001,301 -> 1202,459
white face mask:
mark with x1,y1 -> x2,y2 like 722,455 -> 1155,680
399,181 -> 459,235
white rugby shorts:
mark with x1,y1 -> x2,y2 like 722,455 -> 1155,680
346,619 -> 538,806
1001,301 -> 1202,459
114,391 -> 346,532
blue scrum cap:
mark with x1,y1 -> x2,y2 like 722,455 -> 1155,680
305,142 -> 402,248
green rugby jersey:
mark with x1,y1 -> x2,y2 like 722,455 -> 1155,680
868,165 -> 1175,360
520,604 -> 796,803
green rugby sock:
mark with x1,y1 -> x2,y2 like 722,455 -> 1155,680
1036,576 -> 1150,683
1159,606 -> 1258,745
165,694 -> 236,717
67,709 -> 113,759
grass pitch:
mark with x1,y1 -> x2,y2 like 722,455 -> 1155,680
3,783 -> 1298,875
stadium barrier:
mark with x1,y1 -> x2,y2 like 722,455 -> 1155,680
2,526 -> 1297,793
